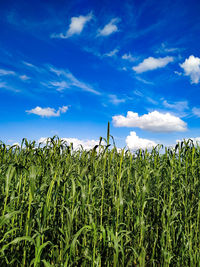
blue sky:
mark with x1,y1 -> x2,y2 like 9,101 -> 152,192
1,0 -> 200,149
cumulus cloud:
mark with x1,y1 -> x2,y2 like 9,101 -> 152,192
26,105 -> 69,117
52,12 -> 93,38
112,110 -> 187,132
133,56 -> 174,73
126,131 -> 157,150
180,55 -> 200,84
38,137 -> 104,150
98,18 -> 119,36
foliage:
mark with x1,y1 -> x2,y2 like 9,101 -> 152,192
0,133 -> 200,266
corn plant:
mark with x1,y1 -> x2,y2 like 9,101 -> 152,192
0,128 -> 200,266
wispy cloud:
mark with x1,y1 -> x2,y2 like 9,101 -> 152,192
133,89 -> 143,97
51,12 -> 93,39
19,75 -> 30,81
108,94 -> 126,105
21,61 -> 101,95
156,42 -> 180,54
192,107 -> 200,117
162,99 -> 189,117
135,76 -> 154,85
0,68 -> 15,76
126,131 -> 157,150
26,105 -> 69,117
0,82 -> 7,88
122,53 -> 136,62
49,81 -> 70,92
163,100 -> 189,112
180,55 -> 200,84
97,18 -> 120,37
133,56 -> 174,73
49,66 -> 101,95
104,48 -> 119,57
174,71 -> 182,76
23,61 -> 43,73
112,110 -> 187,132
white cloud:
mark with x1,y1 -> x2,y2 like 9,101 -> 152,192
0,82 -> 7,88
23,61 -> 43,72
104,48 -> 119,57
112,110 -> 187,132
133,56 -> 174,73
49,66 -> 100,95
133,90 -> 143,97
126,131 -> 157,150
52,12 -> 93,38
174,71 -> 182,76
19,75 -> 30,81
122,53 -> 136,62
26,105 -> 69,117
50,81 -> 70,91
156,43 -> 180,54
0,68 -> 15,76
163,100 -> 189,112
109,94 -> 126,105
135,76 -> 154,85
38,137 -> 104,150
146,97 -> 158,105
98,18 -> 119,36
180,55 -> 200,84
192,107 -> 200,117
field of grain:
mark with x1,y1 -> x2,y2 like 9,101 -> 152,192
1,132 -> 200,266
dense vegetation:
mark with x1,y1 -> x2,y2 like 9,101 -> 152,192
1,130 -> 200,266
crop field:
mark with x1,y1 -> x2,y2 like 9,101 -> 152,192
1,131 -> 200,266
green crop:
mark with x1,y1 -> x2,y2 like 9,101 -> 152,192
0,126 -> 200,266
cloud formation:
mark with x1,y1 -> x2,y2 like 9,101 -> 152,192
133,56 -> 173,73
52,12 -> 92,38
0,68 -> 15,76
104,48 -> 119,57
126,131 -> 157,150
26,106 -> 68,117
109,94 -> 126,105
163,100 -> 189,113
192,107 -> 200,117
180,55 -> 200,84
122,53 -> 136,62
49,66 -> 100,95
19,75 -> 30,81
112,110 -> 187,132
50,81 -> 70,91
98,18 -> 119,36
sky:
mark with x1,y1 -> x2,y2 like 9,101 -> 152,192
0,0 -> 200,150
